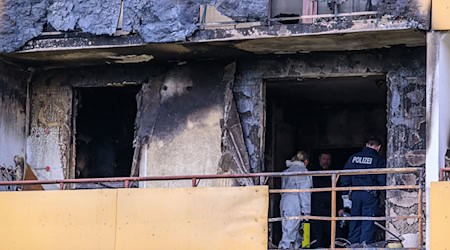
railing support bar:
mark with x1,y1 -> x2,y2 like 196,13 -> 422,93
331,173 -> 337,249
418,168 -> 424,247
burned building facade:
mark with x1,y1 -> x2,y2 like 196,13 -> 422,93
0,0 -> 439,247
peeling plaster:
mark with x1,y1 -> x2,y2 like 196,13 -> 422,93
387,190 -> 418,208
405,150 -> 426,166
27,73 -> 72,188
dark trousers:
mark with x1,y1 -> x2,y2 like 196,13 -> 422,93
349,191 -> 379,244
311,218 -> 330,248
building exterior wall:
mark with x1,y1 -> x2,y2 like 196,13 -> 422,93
0,0 -> 436,247
26,62 -> 252,188
1,36 -> 428,241
0,62 -> 28,171
425,31 -> 450,249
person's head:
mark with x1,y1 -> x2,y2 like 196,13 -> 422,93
291,151 -> 310,167
319,152 -> 332,170
365,136 -> 382,152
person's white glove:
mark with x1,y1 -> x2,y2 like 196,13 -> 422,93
342,194 -> 352,209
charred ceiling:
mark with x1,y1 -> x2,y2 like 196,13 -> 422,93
0,30 -> 425,69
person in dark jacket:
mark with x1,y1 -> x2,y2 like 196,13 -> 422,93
311,152 -> 344,248
341,136 -> 386,245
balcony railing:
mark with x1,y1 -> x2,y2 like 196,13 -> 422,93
0,167 -> 424,249
199,0 -> 379,29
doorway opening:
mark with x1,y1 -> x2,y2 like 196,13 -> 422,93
74,86 -> 140,179
264,75 -> 388,246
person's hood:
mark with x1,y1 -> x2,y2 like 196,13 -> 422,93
285,160 -> 307,169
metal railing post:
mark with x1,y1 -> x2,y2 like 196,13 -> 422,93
331,173 -> 337,249
418,168 -> 424,247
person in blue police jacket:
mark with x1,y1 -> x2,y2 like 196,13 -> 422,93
340,136 -> 386,245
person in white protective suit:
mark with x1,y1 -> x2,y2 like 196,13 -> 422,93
278,151 -> 313,250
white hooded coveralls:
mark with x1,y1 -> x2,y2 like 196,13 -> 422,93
278,160 -> 312,250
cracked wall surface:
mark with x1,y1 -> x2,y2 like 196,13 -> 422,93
0,0 -> 430,53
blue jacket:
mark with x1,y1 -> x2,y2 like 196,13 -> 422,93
341,147 -> 386,188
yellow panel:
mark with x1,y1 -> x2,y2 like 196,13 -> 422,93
0,189 -> 117,250
302,222 -> 310,248
115,186 -> 268,250
430,182 -> 450,248
432,0 -> 450,30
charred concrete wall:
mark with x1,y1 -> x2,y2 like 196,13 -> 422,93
21,47 -> 425,237
0,0 -> 430,52
0,61 -> 29,171
27,62 -> 252,188
26,64 -> 165,187
27,72 -> 73,186
140,63 -> 231,188
234,47 -> 426,239
386,70 -> 426,242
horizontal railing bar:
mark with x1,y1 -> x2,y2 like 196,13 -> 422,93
269,185 -> 419,193
268,215 -> 418,222
0,167 -> 421,186
199,11 -> 379,28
